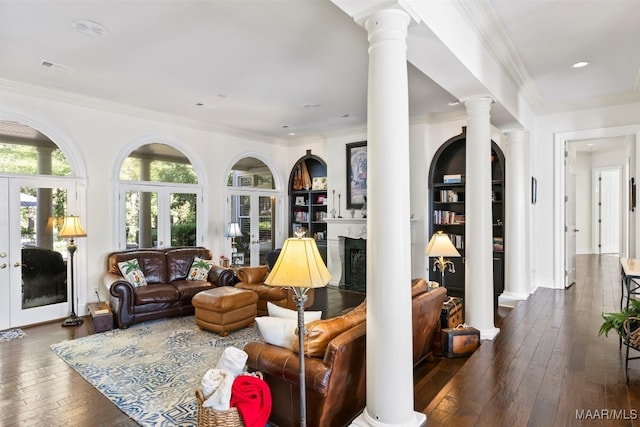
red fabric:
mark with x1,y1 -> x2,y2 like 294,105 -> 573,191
230,375 -> 272,427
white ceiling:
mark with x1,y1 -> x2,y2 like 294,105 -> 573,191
0,1 -> 639,145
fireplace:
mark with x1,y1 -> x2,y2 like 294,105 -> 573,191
340,236 -> 366,293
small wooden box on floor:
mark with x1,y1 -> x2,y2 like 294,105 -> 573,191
87,301 -> 113,333
441,325 -> 480,358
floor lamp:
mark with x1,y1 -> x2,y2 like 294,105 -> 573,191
264,230 -> 331,427
425,230 -> 461,288
225,222 -> 242,265
58,215 -> 87,327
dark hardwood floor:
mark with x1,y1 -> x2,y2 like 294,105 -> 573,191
1,254 -> 636,426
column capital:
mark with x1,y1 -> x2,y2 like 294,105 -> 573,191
364,7 -> 412,45
332,1 -> 421,27
462,95 -> 494,108
503,128 -> 528,137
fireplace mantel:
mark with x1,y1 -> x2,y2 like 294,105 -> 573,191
325,216 -> 416,287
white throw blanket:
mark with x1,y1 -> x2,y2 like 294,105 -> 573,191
201,368 -> 234,410
215,347 -> 248,378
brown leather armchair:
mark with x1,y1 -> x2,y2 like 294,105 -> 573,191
245,302 -> 367,427
244,280 -> 446,427
234,265 -> 314,316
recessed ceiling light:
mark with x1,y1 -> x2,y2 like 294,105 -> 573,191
281,125 -> 290,128
72,19 -> 107,37
571,61 -> 590,69
288,132 -> 296,136
39,59 -> 76,73
340,114 -> 350,118
303,103 -> 321,108
448,101 -> 460,106
195,102 -> 216,109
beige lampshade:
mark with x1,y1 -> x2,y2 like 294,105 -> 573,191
425,231 -> 460,258
58,215 -> 87,238
264,237 -> 331,288
225,222 -> 242,238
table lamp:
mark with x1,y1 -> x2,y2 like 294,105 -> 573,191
264,229 -> 331,427
425,230 -> 461,287
58,215 -> 87,327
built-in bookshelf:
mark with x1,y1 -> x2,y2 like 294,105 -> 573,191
288,150 -> 328,263
428,128 -> 505,303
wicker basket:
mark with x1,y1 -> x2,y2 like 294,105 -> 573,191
195,388 -> 244,427
624,317 -> 640,348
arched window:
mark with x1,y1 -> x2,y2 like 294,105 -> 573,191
118,142 -> 202,249
226,157 -> 279,266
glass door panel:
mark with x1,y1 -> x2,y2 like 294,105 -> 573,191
20,185 -> 68,310
125,190 -> 159,249
228,193 -> 276,266
257,196 -> 275,265
170,192 -> 198,246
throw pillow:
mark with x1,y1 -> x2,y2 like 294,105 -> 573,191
266,301 -> 322,323
255,317 -> 298,351
187,256 -> 214,281
117,259 -> 148,288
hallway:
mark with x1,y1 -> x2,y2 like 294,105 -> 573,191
423,254 -> 640,426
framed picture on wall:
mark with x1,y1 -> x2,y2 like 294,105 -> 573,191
346,141 -> 367,209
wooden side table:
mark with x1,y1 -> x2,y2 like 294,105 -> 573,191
87,301 -> 113,333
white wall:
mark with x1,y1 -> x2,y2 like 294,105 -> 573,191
5,82 -> 640,317
0,85 -> 294,312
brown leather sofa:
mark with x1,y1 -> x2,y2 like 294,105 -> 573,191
234,265 -> 314,316
244,280 -> 447,427
104,247 -> 234,328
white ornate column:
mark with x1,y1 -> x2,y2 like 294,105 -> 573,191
352,6 -> 424,427
464,96 -> 500,340
500,129 -> 531,305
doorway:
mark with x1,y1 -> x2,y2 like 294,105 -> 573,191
226,156 -> 281,267
555,125 -> 638,289
0,177 -> 79,329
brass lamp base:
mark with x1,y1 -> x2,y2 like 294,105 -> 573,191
62,315 -> 84,327
433,256 -> 455,287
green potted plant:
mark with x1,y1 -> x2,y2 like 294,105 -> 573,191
599,298 -> 640,338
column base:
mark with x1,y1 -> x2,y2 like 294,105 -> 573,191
498,291 -> 529,308
479,326 -> 500,340
350,409 -> 426,427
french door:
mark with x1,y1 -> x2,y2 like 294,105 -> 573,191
0,177 -> 78,329
227,191 -> 278,266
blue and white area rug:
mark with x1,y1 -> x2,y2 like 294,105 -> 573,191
50,316 -> 262,426
0,328 -> 26,342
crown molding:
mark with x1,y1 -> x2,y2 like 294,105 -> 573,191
0,78 -> 287,145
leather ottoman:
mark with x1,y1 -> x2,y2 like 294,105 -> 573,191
192,287 -> 258,336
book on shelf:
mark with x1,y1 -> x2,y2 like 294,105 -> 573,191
443,174 -> 465,183
433,210 -> 464,225
493,237 -> 504,251
439,190 -> 460,202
